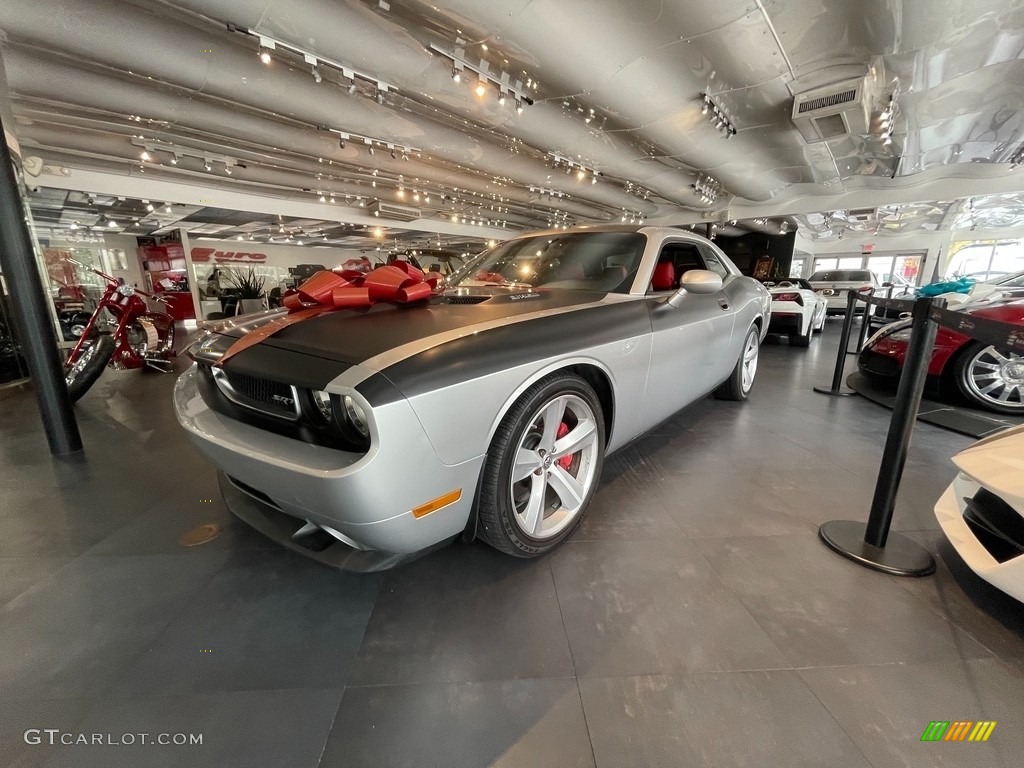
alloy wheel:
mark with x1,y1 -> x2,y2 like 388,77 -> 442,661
964,346 -> 1024,412
741,332 -> 759,393
509,393 -> 600,539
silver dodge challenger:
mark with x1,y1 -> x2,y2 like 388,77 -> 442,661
175,226 -> 770,570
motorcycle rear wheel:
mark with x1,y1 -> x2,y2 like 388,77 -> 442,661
66,334 -> 115,402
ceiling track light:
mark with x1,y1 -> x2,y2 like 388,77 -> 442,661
322,127 -> 418,161
429,42 -> 535,112
228,23 -> 394,99
698,92 -> 738,138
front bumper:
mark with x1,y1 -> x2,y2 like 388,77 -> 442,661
174,365 -> 483,560
935,474 -> 1024,602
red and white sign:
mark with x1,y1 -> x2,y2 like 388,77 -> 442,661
191,247 -> 267,263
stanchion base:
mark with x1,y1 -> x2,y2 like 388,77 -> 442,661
818,520 -> 935,576
813,386 -> 856,397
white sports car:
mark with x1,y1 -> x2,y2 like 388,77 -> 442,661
763,278 -> 827,346
934,425 -> 1024,602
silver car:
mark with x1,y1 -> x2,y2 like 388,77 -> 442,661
175,226 -> 770,570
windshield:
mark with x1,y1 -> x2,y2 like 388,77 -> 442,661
809,270 -> 874,282
447,232 -> 647,293
995,271 -> 1024,288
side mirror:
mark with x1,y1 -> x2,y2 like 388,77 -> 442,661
882,281 -> 893,288
669,270 -> 723,306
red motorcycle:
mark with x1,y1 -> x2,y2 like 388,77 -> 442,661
64,261 -> 176,401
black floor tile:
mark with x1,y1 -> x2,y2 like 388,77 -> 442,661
579,670 -> 872,768
0,552 -> 227,700
550,538 -> 788,677
800,659 -> 1024,768
38,688 -> 342,768
0,555 -> 72,609
323,679 -> 595,768
696,533 -> 994,667
0,697 -> 90,768
348,545 -> 574,686
112,551 -> 381,695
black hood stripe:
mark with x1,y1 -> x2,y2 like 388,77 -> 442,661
227,290 -> 606,367
370,299 -> 652,399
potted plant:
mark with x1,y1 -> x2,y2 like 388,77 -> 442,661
223,267 -> 267,315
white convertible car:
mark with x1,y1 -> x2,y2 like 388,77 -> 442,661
763,278 -> 827,346
935,425 -> 1024,602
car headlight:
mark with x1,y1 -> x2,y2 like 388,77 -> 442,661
311,389 -> 333,421
865,319 -> 912,348
342,395 -> 369,439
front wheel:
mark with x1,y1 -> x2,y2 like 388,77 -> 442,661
477,373 -> 605,557
952,342 -> 1024,415
714,325 -> 760,401
65,334 -> 115,402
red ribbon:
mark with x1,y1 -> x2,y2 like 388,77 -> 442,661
216,261 -> 437,365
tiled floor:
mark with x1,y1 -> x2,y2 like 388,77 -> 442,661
1,322 -> 1021,768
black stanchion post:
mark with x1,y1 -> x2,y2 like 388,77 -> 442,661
0,114 -> 82,455
855,288 -> 875,353
818,295 -> 947,576
813,289 -> 858,396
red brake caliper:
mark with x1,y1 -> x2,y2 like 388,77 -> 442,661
555,422 -> 573,469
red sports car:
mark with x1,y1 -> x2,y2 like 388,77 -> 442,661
858,296 -> 1024,415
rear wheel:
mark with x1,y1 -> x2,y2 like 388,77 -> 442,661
65,334 -> 115,402
715,326 -> 760,400
477,373 -> 605,557
953,342 -> 1024,415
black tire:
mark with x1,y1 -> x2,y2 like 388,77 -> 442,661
714,325 -> 760,401
65,334 -> 115,402
952,342 -> 1024,415
477,372 -> 606,557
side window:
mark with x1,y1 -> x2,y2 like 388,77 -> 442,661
697,245 -> 730,279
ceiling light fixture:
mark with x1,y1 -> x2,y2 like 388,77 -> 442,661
698,92 -> 738,138
548,153 -> 600,183
228,24 -> 395,100
692,172 -> 725,205
430,43 -> 535,112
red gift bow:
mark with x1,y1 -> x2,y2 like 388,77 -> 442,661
216,261 -> 437,366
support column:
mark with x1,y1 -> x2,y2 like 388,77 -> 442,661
0,113 -> 82,455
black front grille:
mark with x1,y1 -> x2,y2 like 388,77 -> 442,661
444,295 -> 490,305
218,370 -> 297,420
226,371 -> 290,404
963,488 -> 1024,564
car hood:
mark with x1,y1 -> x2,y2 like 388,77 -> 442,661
953,425 -> 1024,511
216,289 -> 607,367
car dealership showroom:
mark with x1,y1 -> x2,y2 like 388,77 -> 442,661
1,0 -> 1024,766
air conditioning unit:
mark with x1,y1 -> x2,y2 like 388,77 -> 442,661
368,200 -> 421,221
791,77 -> 870,143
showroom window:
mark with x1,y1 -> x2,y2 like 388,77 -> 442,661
944,240 -> 1024,280
812,252 -> 924,285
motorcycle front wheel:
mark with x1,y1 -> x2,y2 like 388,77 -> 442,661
65,334 -> 115,402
